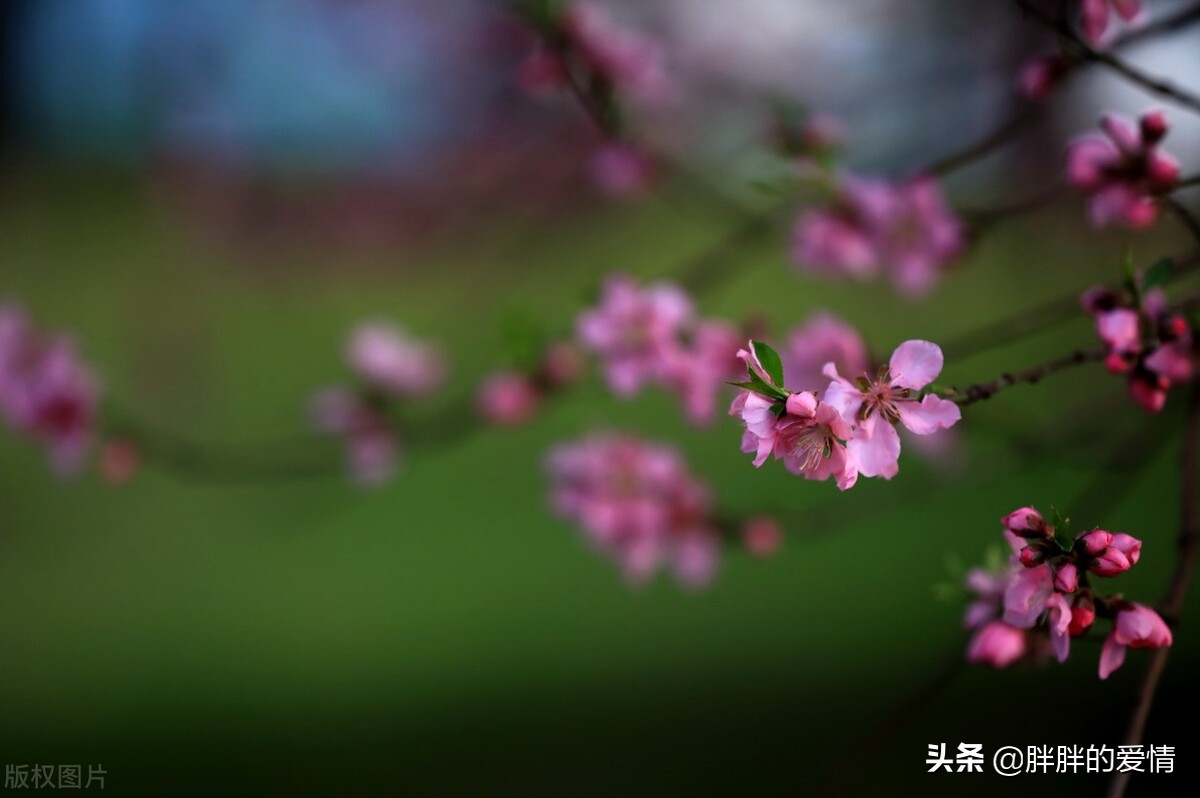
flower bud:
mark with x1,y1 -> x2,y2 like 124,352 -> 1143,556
1110,533 -> 1142,568
740,516 -> 783,558
1019,545 -> 1048,568
1130,369 -> 1169,414
1053,562 -> 1079,593
966,621 -> 1027,668
1002,506 -> 1051,539
1078,529 -> 1113,555
1068,593 -> 1096,636
785,391 -> 818,418
1090,547 -> 1132,578
1140,111 -> 1169,145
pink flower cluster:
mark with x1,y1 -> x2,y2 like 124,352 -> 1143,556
475,342 -> 585,426
729,337 -> 960,489
964,506 -> 1171,679
518,1 -> 671,106
792,175 -> 965,296
1066,111 -> 1179,229
1082,281 -> 1195,413
1080,0 -> 1143,43
0,303 -> 100,475
546,433 -> 720,586
577,275 -> 742,425
309,322 -> 447,485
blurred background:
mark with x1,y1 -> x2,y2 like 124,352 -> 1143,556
2,0 -> 1199,794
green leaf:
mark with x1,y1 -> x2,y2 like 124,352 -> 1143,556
1142,257 -> 1175,292
751,340 -> 786,388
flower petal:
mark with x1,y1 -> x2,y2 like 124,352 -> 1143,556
888,339 -> 944,389
846,416 -> 901,479
896,394 -> 961,434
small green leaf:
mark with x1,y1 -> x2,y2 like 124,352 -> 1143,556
751,340 -> 786,388
1142,257 -> 1175,292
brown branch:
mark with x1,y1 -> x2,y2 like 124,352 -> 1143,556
944,347 -> 1108,406
1012,0 -> 1200,114
1106,383 -> 1200,798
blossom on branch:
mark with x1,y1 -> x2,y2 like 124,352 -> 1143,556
1079,0 -> 1144,43
1066,111 -> 1179,229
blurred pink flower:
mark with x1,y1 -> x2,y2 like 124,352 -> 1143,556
577,275 -> 693,397
661,320 -> 741,426
1003,563 -> 1054,628
308,387 -> 398,486
1017,54 -> 1071,100
546,433 -> 720,587
782,311 -> 869,393
1080,0 -> 1143,43
0,304 -> 100,475
741,515 -> 783,557
587,142 -> 656,200
1066,111 -> 1178,229
346,322 -> 446,398
476,371 -> 541,426
1099,603 -> 1171,679
792,175 -> 964,296
562,1 -> 672,105
966,621 -> 1029,668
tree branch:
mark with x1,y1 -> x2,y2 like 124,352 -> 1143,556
944,347 -> 1108,406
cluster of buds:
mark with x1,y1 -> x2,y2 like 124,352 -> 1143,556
728,338 -> 961,489
546,432 -> 721,586
964,506 -> 1171,679
1082,274 -> 1195,413
576,275 -> 743,425
515,1 -> 669,199
1066,111 -> 1179,230
308,322 -> 447,486
0,303 -> 100,476
791,174 -> 965,296
476,341 -> 585,426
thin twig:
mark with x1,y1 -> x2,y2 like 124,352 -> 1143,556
921,105 -> 1041,177
945,347 -> 1108,406
1012,0 -> 1200,115
1106,383 -> 1200,798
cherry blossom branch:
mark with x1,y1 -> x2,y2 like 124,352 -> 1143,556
1012,0 -> 1200,115
1111,1 -> 1200,48
942,347 -> 1108,406
1106,382 -> 1200,798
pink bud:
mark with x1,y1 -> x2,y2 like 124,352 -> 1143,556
1068,595 -> 1096,636
1105,351 -> 1134,374
1053,562 -> 1079,593
1078,529 -> 1113,555
1002,506 -> 1050,538
740,516 -> 783,558
1019,546 -> 1047,568
1140,111 -> 1168,144
1090,547 -> 1132,578
1110,533 -> 1142,567
476,371 -> 541,426
1130,371 -> 1169,413
785,391 -> 818,418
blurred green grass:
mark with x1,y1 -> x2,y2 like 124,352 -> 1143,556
1,167 -> 1197,795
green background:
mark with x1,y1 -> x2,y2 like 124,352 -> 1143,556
1,167 -> 1197,795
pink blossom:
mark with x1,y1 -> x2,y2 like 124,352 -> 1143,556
1045,593 -> 1073,663
517,49 -> 568,95
546,433 -> 720,587
771,397 -> 858,490
1069,593 -> 1097,636
577,275 -> 693,397
1003,563 -> 1054,628
1099,603 -> 1172,679
1066,111 -> 1179,229
1080,0 -> 1144,43
782,312 -> 869,393
1078,529 -> 1114,555
346,322 -> 446,398
308,387 -> 398,486
822,340 -> 961,480
964,564 -> 1014,630
588,142 -> 656,199
476,371 -> 541,426
966,621 -> 1028,668
662,320 -> 742,425
562,2 -> 672,105
741,515 -> 783,557
792,176 -> 964,296
1129,367 -> 1169,413
729,390 -> 780,467
0,306 -> 100,475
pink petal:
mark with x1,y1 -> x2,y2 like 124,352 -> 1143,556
888,339 -> 944,389
896,394 -> 961,435
820,378 -> 863,424
846,416 -> 901,479
1099,635 -> 1127,680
